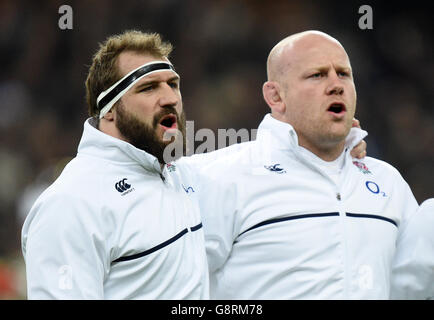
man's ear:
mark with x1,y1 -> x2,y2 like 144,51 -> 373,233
262,81 -> 285,115
102,107 -> 115,121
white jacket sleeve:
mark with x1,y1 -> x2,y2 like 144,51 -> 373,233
179,153 -> 241,274
22,192 -> 110,299
390,198 -> 434,299
196,175 -> 239,274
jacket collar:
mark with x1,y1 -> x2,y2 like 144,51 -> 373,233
77,118 -> 162,173
256,113 -> 368,155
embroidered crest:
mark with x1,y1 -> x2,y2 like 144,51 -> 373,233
166,163 -> 176,172
353,161 -> 371,174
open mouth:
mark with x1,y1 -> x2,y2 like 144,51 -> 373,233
327,103 -> 346,114
159,114 -> 178,129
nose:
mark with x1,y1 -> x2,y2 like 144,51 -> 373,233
326,72 -> 344,96
158,83 -> 179,108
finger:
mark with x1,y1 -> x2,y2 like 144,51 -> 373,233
352,118 -> 361,128
350,140 -> 367,159
356,150 -> 367,159
351,140 -> 366,158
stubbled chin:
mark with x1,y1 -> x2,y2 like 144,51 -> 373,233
328,123 -> 352,140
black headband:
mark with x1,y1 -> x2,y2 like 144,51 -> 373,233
97,62 -> 176,110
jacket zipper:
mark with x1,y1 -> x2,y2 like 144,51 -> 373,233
293,149 -> 349,297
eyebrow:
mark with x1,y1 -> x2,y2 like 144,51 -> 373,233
303,65 -> 352,75
134,75 -> 180,90
307,64 -> 351,71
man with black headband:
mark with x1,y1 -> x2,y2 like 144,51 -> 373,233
22,31 -> 208,299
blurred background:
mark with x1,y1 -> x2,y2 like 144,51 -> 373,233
0,0 -> 432,299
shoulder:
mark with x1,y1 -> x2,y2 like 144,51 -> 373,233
22,156 -> 108,240
24,182 -> 98,235
358,156 -> 403,178
34,155 -> 98,203
180,140 -> 257,172
357,157 -> 417,207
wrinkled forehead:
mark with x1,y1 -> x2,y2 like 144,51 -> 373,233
284,35 -> 351,71
117,51 -> 171,77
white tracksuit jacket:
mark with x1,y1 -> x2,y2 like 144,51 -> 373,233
22,118 -> 209,299
185,114 -> 420,299
390,198 -> 434,299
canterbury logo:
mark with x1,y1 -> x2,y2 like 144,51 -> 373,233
264,164 -> 286,174
115,178 -> 131,193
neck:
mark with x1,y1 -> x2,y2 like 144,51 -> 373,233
99,117 -> 166,169
298,136 -> 346,162
270,113 -> 347,161
99,117 -> 127,142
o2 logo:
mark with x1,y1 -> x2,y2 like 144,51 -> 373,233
365,181 -> 387,197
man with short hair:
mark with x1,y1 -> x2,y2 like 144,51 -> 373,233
22,31 -> 209,299
189,30 -> 423,299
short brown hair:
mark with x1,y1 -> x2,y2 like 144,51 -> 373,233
85,30 -> 173,117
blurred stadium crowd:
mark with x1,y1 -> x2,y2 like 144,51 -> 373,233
0,0 -> 432,299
